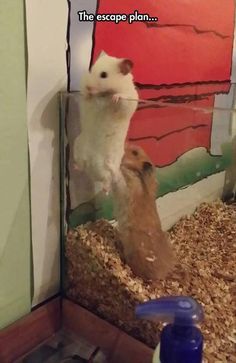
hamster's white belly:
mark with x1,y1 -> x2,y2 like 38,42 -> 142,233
76,94 -> 138,184
76,110 -> 129,182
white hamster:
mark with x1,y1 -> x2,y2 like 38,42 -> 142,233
73,51 -> 138,193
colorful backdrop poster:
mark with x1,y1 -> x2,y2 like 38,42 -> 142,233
65,0 -> 236,228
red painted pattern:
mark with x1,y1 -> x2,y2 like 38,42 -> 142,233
93,0 -> 234,84
127,95 -> 215,166
91,0 -> 235,166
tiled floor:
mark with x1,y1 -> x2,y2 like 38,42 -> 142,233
16,330 -> 108,363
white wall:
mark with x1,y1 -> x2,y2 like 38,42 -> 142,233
26,0 -> 68,305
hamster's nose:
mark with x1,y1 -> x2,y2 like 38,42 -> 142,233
142,161 -> 153,172
86,86 -> 97,94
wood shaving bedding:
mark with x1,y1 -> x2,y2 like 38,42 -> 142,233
65,200 -> 236,362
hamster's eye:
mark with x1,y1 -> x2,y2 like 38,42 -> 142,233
100,71 -> 108,78
132,150 -> 138,156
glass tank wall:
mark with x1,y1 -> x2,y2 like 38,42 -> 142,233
60,2 -> 236,361
60,83 -> 236,362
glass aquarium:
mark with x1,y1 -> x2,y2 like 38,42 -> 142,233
60,82 -> 236,362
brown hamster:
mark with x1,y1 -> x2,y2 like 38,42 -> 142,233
114,143 -> 175,281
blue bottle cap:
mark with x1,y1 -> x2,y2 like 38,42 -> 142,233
135,296 -> 204,363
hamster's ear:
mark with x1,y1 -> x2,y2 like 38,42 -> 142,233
97,50 -> 108,59
119,59 -> 133,75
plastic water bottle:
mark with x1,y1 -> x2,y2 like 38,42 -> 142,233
135,296 -> 204,363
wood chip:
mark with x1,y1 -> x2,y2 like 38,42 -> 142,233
65,200 -> 236,361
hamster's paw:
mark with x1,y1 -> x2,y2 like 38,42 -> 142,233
102,180 -> 111,196
104,158 -> 122,185
73,163 -> 80,171
73,159 -> 86,172
112,93 -> 123,104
